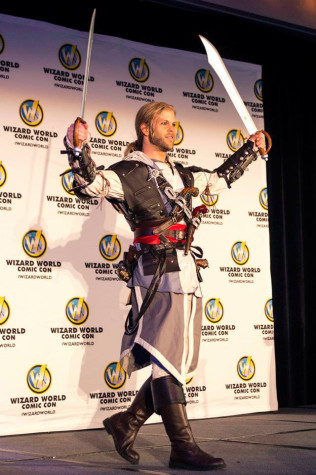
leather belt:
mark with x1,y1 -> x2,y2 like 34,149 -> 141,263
138,241 -> 185,255
134,227 -> 187,241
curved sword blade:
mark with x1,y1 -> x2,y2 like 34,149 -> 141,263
199,35 -> 257,135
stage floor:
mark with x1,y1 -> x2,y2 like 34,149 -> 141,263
0,406 -> 315,474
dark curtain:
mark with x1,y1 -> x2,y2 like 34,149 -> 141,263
1,2 -> 315,406
263,34 -> 316,407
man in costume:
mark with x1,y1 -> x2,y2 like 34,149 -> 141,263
65,101 -> 264,471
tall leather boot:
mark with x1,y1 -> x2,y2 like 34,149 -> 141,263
151,375 -> 226,471
103,376 -> 154,464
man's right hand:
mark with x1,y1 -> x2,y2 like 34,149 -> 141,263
66,120 -> 89,147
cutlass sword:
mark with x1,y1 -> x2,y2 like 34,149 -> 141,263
199,35 -> 271,160
73,9 -> 96,156
80,9 -> 96,120
60,9 -> 102,189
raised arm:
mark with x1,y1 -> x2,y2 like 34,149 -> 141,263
213,131 -> 265,189
63,120 -> 123,200
190,131 -> 265,195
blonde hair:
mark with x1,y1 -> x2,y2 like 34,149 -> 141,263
124,101 -> 176,157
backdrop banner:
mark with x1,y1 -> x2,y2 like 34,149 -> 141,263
0,13 -> 277,436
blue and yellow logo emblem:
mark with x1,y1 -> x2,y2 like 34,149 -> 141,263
0,34 -> 5,55
0,297 -> 10,326
226,129 -> 244,152
58,44 -> 81,70
95,111 -> 117,137
66,297 -> 89,325
231,241 -> 249,265
237,356 -> 255,381
204,298 -> 224,324
264,299 -> 273,323
104,362 -> 126,390
22,230 -> 47,259
99,234 -> 121,261
27,364 -> 52,394
200,193 -> 218,207
128,58 -> 150,83
254,79 -> 263,102
259,188 -> 268,210
19,99 -> 43,127
174,122 -> 184,146
61,169 -> 75,195
195,69 -> 214,93
0,161 -> 7,187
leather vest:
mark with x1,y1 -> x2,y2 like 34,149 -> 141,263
107,160 -> 194,231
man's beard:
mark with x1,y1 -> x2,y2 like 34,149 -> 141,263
149,130 -> 174,152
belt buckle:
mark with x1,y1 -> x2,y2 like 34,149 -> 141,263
177,230 -> 186,240
159,234 -> 169,244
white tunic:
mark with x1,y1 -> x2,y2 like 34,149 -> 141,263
76,151 -> 228,382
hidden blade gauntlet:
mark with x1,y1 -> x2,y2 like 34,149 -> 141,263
62,137 -> 97,191
215,140 -> 258,188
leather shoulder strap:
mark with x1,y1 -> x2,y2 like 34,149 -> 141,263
174,162 -> 194,188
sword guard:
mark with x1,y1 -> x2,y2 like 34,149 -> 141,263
258,130 -> 272,157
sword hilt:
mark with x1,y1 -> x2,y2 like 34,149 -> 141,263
73,117 -> 87,156
184,204 -> 208,255
258,130 -> 272,159
170,186 -> 199,217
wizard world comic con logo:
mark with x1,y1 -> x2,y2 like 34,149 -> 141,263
231,241 -> 249,265
226,129 -> 244,152
204,298 -> 224,324
264,299 -> 273,323
254,79 -> 263,102
128,58 -> 150,83
61,169 -> 75,195
200,193 -> 219,207
27,364 -> 52,394
22,230 -> 47,259
0,297 -> 10,325
19,100 -> 44,127
99,234 -> 121,261
195,69 -> 214,93
95,111 -> 117,137
0,162 -> 7,187
237,356 -> 255,381
173,122 -> 184,146
58,44 -> 81,70
104,362 -> 126,390
259,188 -> 268,210
66,298 -> 89,325
0,34 -> 5,55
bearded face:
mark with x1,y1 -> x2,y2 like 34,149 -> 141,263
148,109 -> 176,152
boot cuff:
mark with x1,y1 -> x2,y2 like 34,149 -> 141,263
151,375 -> 186,414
